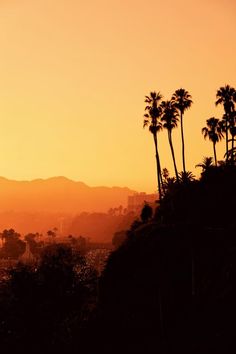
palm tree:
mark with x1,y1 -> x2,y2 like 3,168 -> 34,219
215,85 -> 236,163
195,157 -> 214,172
178,171 -> 195,184
172,89 -> 192,174
202,117 -> 224,166
160,100 -> 179,181
144,91 -> 163,200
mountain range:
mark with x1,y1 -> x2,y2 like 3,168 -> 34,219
0,176 -> 136,214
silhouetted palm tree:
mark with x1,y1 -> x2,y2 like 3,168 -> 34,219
202,118 -> 224,166
216,85 -> 236,162
144,91 -> 163,199
172,89 -> 192,174
195,157 -> 214,172
178,171 -> 195,184
160,100 -> 179,181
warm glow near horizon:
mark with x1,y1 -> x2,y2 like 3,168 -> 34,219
0,0 -> 235,193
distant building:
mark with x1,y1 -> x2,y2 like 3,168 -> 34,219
127,192 -> 158,213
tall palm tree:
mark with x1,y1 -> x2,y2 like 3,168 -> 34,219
172,89 -> 192,174
144,91 -> 163,200
160,100 -> 179,181
202,117 -> 224,166
215,85 -> 236,163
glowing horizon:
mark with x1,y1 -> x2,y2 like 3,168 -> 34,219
0,0 -> 235,193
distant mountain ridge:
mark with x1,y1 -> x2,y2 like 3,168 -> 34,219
0,176 -> 136,213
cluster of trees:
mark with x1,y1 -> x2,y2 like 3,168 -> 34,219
107,205 -> 127,216
144,85 -> 236,199
0,228 -> 89,260
202,85 -> 236,165
0,243 -> 97,353
144,88 -> 192,198
0,229 -> 26,259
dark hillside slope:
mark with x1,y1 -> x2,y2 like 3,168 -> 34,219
92,166 -> 236,354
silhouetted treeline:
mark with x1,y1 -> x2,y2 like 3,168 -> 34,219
0,243 -> 97,354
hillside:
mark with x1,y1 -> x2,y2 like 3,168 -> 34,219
0,177 -> 135,214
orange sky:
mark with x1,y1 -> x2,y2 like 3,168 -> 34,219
0,0 -> 235,193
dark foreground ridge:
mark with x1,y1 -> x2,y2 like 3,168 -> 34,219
90,165 -> 236,354
0,165 -> 236,354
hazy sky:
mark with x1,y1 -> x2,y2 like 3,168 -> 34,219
0,0 -> 235,192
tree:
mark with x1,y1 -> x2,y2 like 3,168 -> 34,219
47,229 -> 56,241
215,85 -> 236,163
202,117 -> 224,166
0,229 -> 25,259
24,233 -> 40,255
162,168 -> 176,194
144,91 -> 163,200
172,88 -> 193,174
140,203 -> 153,223
160,100 -> 179,181
195,157 -> 214,172
178,171 -> 195,184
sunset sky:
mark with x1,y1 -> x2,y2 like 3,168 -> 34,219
0,0 -> 235,193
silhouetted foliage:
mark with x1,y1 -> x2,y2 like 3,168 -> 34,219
0,243 -> 97,353
112,230 -> 127,249
202,117 -> 224,165
215,85 -> 236,163
140,203 -> 153,223
0,229 -> 25,259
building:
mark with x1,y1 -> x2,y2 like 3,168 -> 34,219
127,192 -> 158,213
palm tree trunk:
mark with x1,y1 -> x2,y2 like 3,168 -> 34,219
180,112 -> 186,173
226,114 -> 229,163
191,234 -> 195,297
231,110 -> 235,165
153,134 -> 162,201
168,130 -> 179,181
213,142 -> 217,166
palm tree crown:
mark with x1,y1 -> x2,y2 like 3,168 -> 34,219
195,157 -> 214,171
143,91 -> 163,133
202,117 -> 224,165
215,85 -> 236,114
160,100 -> 179,131
172,88 -> 193,114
